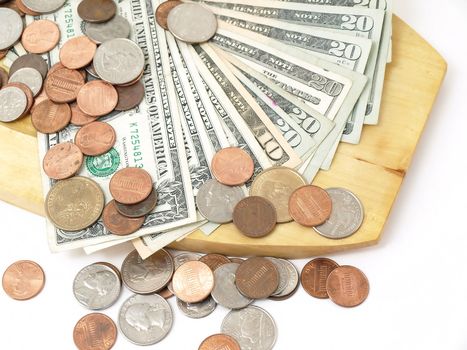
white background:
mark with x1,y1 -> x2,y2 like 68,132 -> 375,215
1,1 -> 467,349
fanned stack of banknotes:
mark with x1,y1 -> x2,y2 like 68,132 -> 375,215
28,0 -> 392,256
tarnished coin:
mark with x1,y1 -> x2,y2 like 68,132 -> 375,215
326,265 -> 370,307
78,0 -> 117,23
172,261 -> 214,303
301,257 -> 339,299
59,36 -> 97,70
289,185 -> 332,227
167,3 -> 217,44
84,15 -> 131,44
109,167 -> 153,205
45,67 -> 85,103
235,257 -> 279,299
211,263 -> 253,310
115,189 -> 158,218
45,176 -> 105,231
155,0 -> 182,30
121,249 -> 174,294
212,147 -> 254,186
4,82 -> 33,117
199,253 -> 231,272
0,86 -> 27,122
77,80 -> 118,117
31,99 -> 71,133
70,102 -> 99,126
21,19 -> 60,54
0,8 -> 23,50
176,295 -> 216,319
233,196 -> 277,238
199,334 -> 241,350
119,294 -> 173,345
73,263 -> 121,310
314,188 -> 364,239
250,167 -> 307,223
221,306 -> 277,350
22,0 -> 66,13
114,81 -> 145,111
75,121 -> 116,156
269,259 -> 299,300
43,142 -> 83,180
102,200 -> 145,236
196,179 -> 245,223
73,313 -> 117,350
8,67 -> 43,96
2,260 -> 45,300
9,53 -> 48,79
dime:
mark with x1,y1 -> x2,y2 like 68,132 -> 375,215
0,8 -> 23,50
45,176 -> 104,231
211,147 -> 254,186
289,185 -> 332,227
155,0 -> 182,30
109,167 -> 153,205
84,15 -> 131,44
196,179 -> 245,223
167,3 -> 217,44
199,253 -> 231,272
301,257 -> 339,299
235,257 -> 279,299
167,251 -> 203,293
199,334 -> 241,350
22,0 -> 66,13
8,67 -> 43,96
77,0 -> 117,23
21,19 -> 60,54
269,259 -> 299,300
326,265 -> 370,307
2,260 -> 45,300
31,99 -> 71,133
119,294 -> 173,345
176,295 -> 216,319
114,189 -> 158,218
314,188 -> 364,239
59,36 -> 97,70
43,142 -> 83,180
265,257 -> 288,296
172,261 -> 214,303
4,82 -> 33,117
10,53 -> 48,79
70,102 -> 99,126
73,313 -> 117,350
250,167 -> 306,223
114,81 -> 145,111
74,121 -> 116,156
211,263 -> 253,310
121,249 -> 174,294
221,306 -> 277,350
73,263 -> 121,310
102,200 -> 145,236
0,86 -> 27,122
45,67 -> 85,103
233,196 -> 277,238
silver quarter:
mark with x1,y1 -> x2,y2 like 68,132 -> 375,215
22,0 -> 66,13
176,296 -> 217,319
314,188 -> 364,239
265,257 -> 288,296
73,263 -> 121,310
121,249 -> 174,294
119,294 -> 173,346
8,67 -> 43,97
0,8 -> 23,50
167,252 -> 202,293
196,179 -> 245,223
84,15 -> 131,44
167,3 -> 217,44
269,259 -> 299,298
221,306 -> 277,350
93,38 -> 144,85
0,86 -> 27,122
211,263 -> 253,310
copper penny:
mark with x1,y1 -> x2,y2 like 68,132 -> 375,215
73,313 -> 117,350
77,80 -> 118,117
155,0 -> 182,30
0,67 -> 8,87
289,185 -> 332,227
301,257 -> 339,299
45,67 -> 85,103
158,287 -> 174,299
232,196 -> 277,238
42,142 -> 83,180
31,88 -> 48,113
21,19 -> 60,54
326,265 -> 370,307
47,62 -> 65,77
199,334 -> 241,350
199,253 -> 231,272
77,0 -> 117,23
114,81 -> 145,111
212,147 -> 254,186
114,188 -> 157,218
15,0 -> 39,16
235,257 -> 279,299
74,121 -> 116,156
70,102 -> 99,126
172,260 -> 214,303
5,82 -> 33,116
102,200 -> 145,236
109,167 -> 153,205
10,53 -> 48,79
2,260 -> 45,300
31,99 -> 71,133
59,36 -> 97,70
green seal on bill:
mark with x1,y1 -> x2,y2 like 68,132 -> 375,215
86,148 -> 120,177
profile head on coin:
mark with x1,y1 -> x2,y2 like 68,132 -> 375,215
212,147 -> 254,186
167,3 -> 217,43
2,260 -> 45,300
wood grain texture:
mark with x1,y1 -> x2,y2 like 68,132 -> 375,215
0,16 -> 447,258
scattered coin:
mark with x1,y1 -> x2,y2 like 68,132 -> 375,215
289,185 -> 332,227
9,53 -> 48,79
0,8 -> 23,50
176,295 -> 217,319
102,200 -> 145,236
0,86 -> 27,122
269,259 -> 299,300
45,176 -> 104,231
233,196 -> 277,238
266,257 -> 289,296
155,0 -> 182,30
31,99 -> 71,133
45,67 -> 85,103
43,142 -> 84,180
8,67 -> 43,96
114,189 -> 158,218
199,253 -> 231,272
211,147 -> 254,186
59,35 -> 97,70
21,19 -> 60,54
77,0 -> 117,23
2,260 -> 45,300
114,81 -> 145,111
301,257 -> 339,299
199,334 -> 241,350
172,260 -> 214,303
73,313 -> 117,350
235,257 -> 279,299
84,14 -> 131,44
70,102 -> 99,126
109,167 -> 153,205
211,263 -> 253,310
326,265 -> 370,307
74,121 -> 116,156
22,0 -> 66,13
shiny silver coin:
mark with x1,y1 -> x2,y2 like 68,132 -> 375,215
167,3 -> 217,44
83,15 -> 131,44
211,263 -> 253,310
167,252 -> 203,293
121,249 -> 174,294
196,179 -> 245,223
0,8 -> 23,50
8,67 -> 43,97
221,306 -> 277,350
22,0 -> 66,13
0,86 -> 27,122
119,294 -> 173,346
73,263 -> 121,310
176,296 -> 217,319
314,188 -> 364,239
269,259 -> 299,299
266,257 -> 288,296
84,63 -> 100,79
93,38 -> 144,85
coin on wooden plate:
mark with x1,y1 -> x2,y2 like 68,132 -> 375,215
0,8 -> 23,50
45,176 -> 104,231
43,142 -> 83,180
155,0 -> 182,30
59,36 -> 97,70
176,295 -> 216,319
109,167 -> 153,205
75,121 -> 116,156
233,196 -> 277,238
172,261 -> 214,303
167,3 -> 217,43
114,81 -> 145,111
102,200 -> 145,236
301,257 -> 339,299
73,313 -> 117,350
199,334 -> 241,350
211,263 -> 253,310
235,257 -> 279,299
21,19 -> 60,54
84,14 -> 131,44
211,147 -> 254,186
0,86 -> 27,122
2,260 -> 45,300
78,0 -> 117,23
115,189 -> 157,218
45,67 -> 85,103
22,0 -> 66,13
10,53 -> 48,79
8,67 -> 43,96
31,99 -> 71,133
199,253 -> 231,272
289,185 -> 332,227
326,265 -> 370,307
